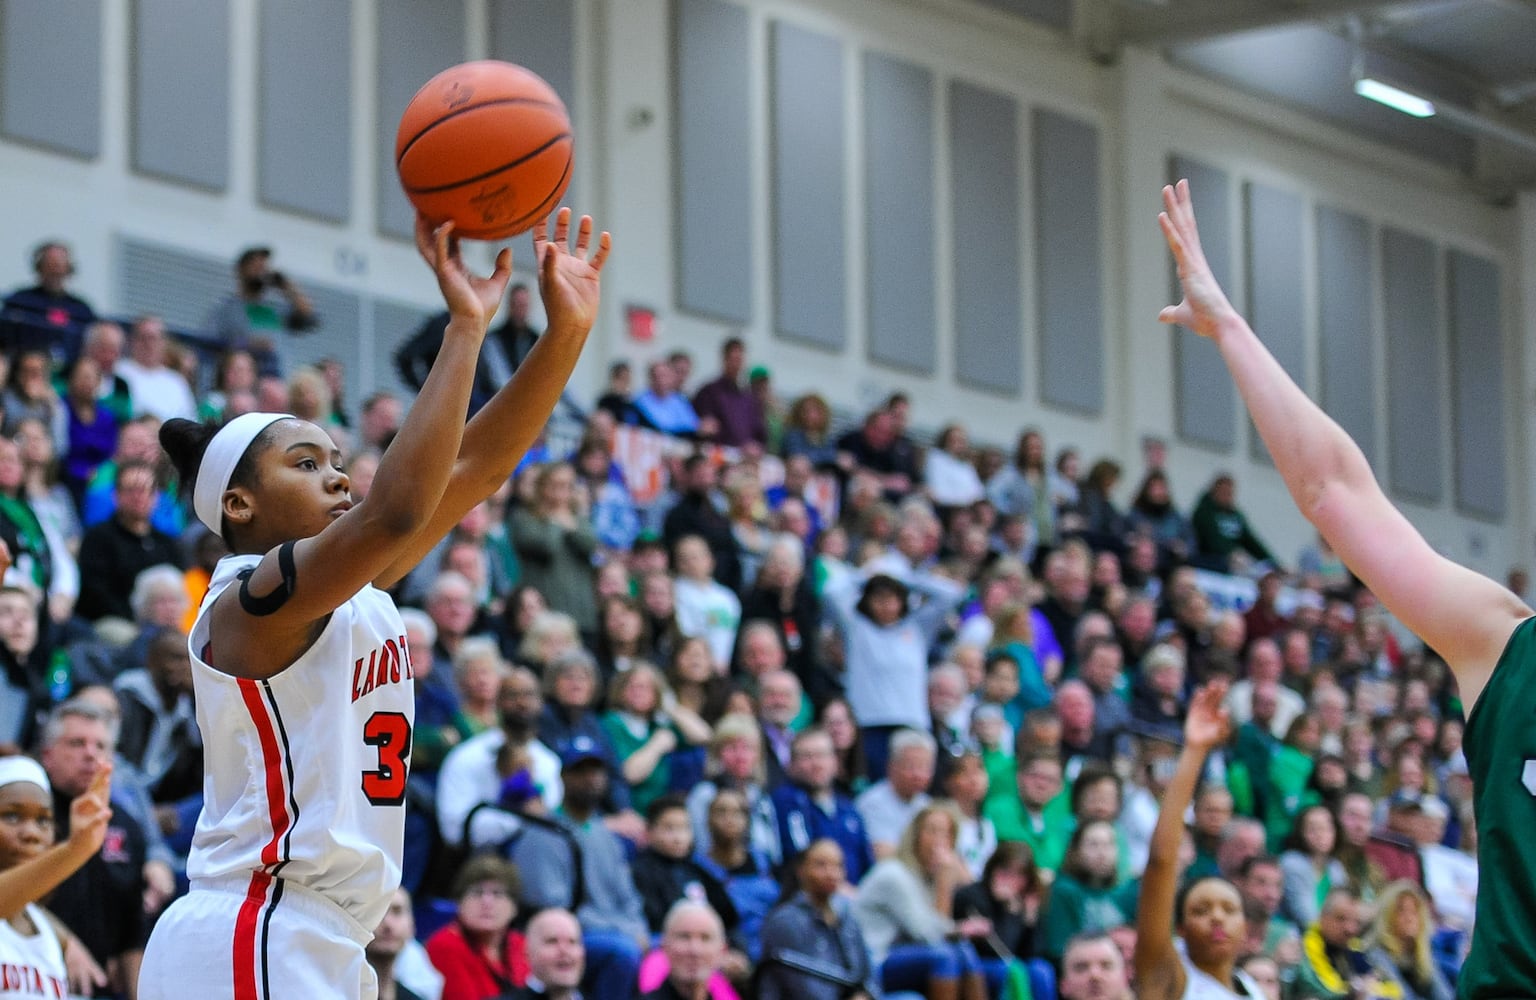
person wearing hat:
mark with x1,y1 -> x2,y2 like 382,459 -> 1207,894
519,740 -> 647,1000
0,753 -> 112,998
205,245 -> 318,375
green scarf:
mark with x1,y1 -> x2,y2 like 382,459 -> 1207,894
0,493 -> 48,588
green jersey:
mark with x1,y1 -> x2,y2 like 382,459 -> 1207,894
1460,615 -> 1536,1000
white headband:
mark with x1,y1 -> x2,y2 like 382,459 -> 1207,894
193,412 -> 294,537
0,755 -> 50,795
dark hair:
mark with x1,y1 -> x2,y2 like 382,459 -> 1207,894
856,574 -> 910,621
451,853 -> 521,904
158,418 -> 280,539
645,793 -> 690,826
722,336 -> 744,354
1069,761 -> 1123,818
985,650 -> 1021,676
1238,854 -> 1281,880
1282,802 -> 1340,856
1132,470 -> 1172,513
981,841 -> 1042,898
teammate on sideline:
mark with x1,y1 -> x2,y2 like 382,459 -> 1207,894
1158,178 -> 1527,1000
0,756 -> 113,999
1134,680 -> 1264,1000
137,208 -> 610,1000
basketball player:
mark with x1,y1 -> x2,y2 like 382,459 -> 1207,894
0,757 -> 113,1000
1159,178 -> 1525,999
137,209 -> 610,1000
1134,681 -> 1263,1000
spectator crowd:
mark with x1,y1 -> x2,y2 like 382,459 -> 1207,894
0,239 -> 1482,1000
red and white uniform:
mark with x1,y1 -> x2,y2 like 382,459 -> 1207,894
0,904 -> 66,1000
140,553 -> 413,1000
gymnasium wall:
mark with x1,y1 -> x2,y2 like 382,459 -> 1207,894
0,0 -> 1531,577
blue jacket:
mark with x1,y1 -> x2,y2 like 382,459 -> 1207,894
771,782 -> 874,884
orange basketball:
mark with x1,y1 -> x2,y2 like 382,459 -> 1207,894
395,60 -> 573,240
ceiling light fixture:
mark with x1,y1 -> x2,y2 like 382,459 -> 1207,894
1354,77 -> 1437,118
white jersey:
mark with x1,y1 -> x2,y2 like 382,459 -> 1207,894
186,553 -> 413,931
0,904 -> 66,999
1181,949 -> 1263,1000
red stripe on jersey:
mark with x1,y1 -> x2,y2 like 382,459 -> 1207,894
238,679 -> 289,867
233,870 -> 273,1000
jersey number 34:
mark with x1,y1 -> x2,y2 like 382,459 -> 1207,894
362,712 -> 412,806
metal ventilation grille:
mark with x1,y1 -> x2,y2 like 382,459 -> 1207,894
116,236 -> 231,334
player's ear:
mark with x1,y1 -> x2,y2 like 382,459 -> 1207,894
222,487 -> 256,530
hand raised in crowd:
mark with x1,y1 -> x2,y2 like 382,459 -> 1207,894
531,207 -> 611,334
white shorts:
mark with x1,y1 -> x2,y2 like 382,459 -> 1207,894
139,874 -> 378,1000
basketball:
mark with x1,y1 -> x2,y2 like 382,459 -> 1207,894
395,60 -> 573,241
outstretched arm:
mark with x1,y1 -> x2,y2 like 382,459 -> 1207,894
1134,682 -> 1229,1000
0,763 -> 111,919
217,218 -> 496,673
375,209 -> 611,590
1160,180 -> 1529,710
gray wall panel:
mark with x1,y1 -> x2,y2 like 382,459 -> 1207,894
491,0 -> 576,263
1170,157 -> 1235,450
0,0 -> 102,157
1382,227 -> 1443,502
259,0 -> 351,221
950,81 -> 1020,394
771,21 -> 846,350
1244,182 -> 1306,462
1035,109 -> 1102,412
1447,250 -> 1505,519
376,0 -> 465,239
864,52 -> 935,373
674,0 -> 753,323
132,0 -> 230,189
1316,206 -> 1377,467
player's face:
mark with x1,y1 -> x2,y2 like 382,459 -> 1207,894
0,782 -> 54,869
1181,880 -> 1245,964
247,421 -> 350,541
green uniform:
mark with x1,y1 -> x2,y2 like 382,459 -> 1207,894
1460,615 -> 1536,1000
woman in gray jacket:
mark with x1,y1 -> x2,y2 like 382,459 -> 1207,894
853,804 -> 989,1000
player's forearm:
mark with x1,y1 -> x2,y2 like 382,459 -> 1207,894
1146,744 -> 1205,876
1213,314 -> 1373,521
457,320 -> 592,491
367,322 -> 480,533
0,838 -> 96,918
